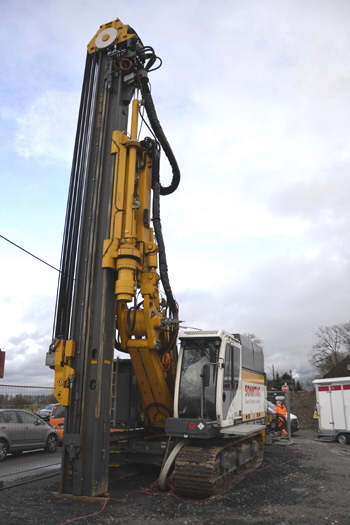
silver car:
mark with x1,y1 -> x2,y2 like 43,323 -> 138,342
0,409 -> 58,461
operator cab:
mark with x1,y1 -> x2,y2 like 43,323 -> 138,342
176,332 -> 241,423
166,330 -> 265,439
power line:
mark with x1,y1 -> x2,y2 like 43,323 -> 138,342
0,234 -> 61,273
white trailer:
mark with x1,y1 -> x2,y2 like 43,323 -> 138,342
313,377 -> 350,444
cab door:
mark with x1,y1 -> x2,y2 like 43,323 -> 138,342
222,343 -> 240,424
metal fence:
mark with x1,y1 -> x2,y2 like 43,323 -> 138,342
0,383 -> 55,411
0,384 -> 62,488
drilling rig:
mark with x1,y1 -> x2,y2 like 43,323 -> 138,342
46,18 -> 266,499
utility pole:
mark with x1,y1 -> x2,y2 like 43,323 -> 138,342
0,349 -> 5,378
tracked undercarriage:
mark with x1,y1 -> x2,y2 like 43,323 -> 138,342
108,429 -> 264,499
172,433 -> 264,498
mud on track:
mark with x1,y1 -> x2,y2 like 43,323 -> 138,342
1,430 -> 349,525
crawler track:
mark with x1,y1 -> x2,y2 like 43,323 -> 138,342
172,433 -> 264,498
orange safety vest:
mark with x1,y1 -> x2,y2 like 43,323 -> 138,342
275,403 -> 287,416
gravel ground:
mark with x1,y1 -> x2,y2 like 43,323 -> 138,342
1,429 -> 349,525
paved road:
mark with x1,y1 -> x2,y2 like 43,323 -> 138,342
0,448 -> 62,487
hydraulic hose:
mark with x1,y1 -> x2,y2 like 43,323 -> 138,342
140,137 -> 179,354
140,76 -> 180,196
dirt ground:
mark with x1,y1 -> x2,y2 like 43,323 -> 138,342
290,390 -> 317,430
1,428 -> 350,525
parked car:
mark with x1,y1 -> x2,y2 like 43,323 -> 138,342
36,403 -> 54,421
0,409 -> 58,461
266,400 -> 300,434
49,403 -> 65,443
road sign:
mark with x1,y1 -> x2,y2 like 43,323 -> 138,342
281,383 -> 289,392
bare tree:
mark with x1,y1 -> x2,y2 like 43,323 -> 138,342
335,322 -> 350,352
242,333 -> 264,349
309,323 -> 350,375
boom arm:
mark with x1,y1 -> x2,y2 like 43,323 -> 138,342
46,18 -> 180,497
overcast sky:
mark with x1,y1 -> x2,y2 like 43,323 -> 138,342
1,0 -> 350,387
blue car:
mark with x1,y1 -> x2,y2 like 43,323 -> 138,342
36,404 -> 54,421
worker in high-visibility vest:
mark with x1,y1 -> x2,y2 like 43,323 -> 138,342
275,401 -> 288,437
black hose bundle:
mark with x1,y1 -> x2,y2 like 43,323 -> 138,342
137,66 -> 180,353
141,138 -> 179,355
140,76 -> 180,196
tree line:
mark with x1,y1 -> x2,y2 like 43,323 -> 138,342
0,393 -> 55,409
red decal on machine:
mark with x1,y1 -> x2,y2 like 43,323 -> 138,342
245,385 -> 261,397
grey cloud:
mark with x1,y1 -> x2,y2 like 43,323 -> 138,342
2,294 -> 55,385
2,1 -> 350,392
